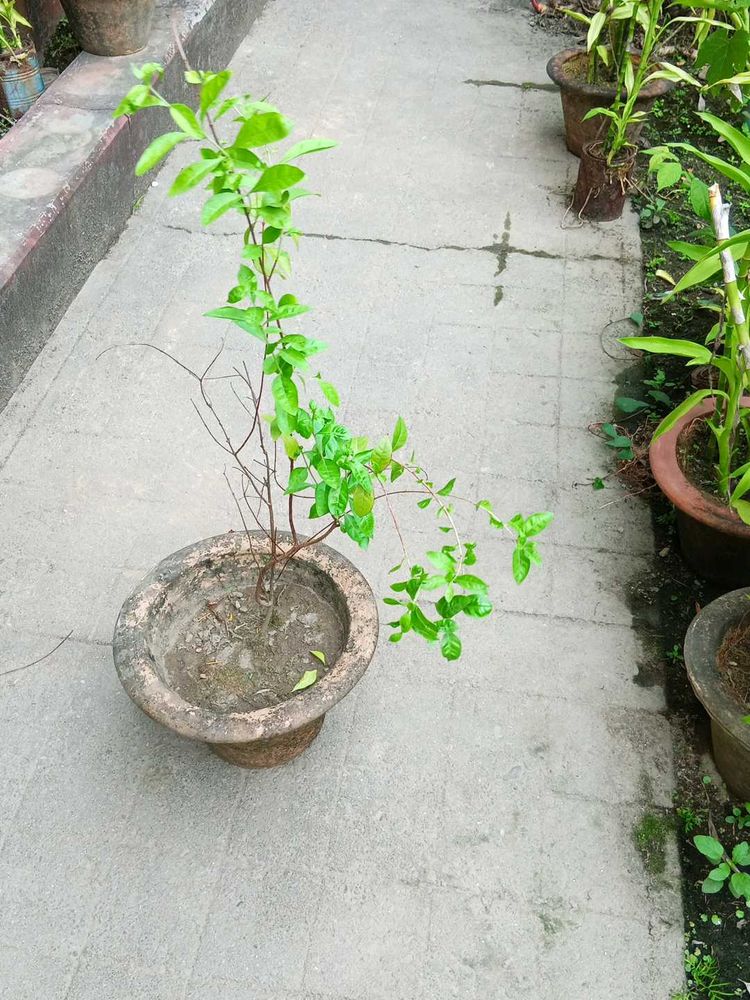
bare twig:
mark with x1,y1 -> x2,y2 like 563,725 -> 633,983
0,630 -> 73,679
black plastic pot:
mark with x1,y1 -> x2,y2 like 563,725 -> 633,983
60,0 -> 154,56
572,140 -> 637,222
685,589 -> 750,800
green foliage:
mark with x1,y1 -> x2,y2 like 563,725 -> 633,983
683,949 -> 736,1000
115,64 -> 552,661
676,804 -> 704,834
633,811 -> 672,875
726,802 -> 750,829
0,0 -> 31,59
694,833 -> 750,902
600,422 -> 635,460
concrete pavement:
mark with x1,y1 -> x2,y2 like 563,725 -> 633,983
0,0 -> 683,996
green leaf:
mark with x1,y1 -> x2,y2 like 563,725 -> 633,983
440,621 -> 462,661
292,668 -> 318,692
512,545 -> 531,584
351,484 -> 374,517
252,164 -> 305,193
702,876 -> 727,894
135,131 -> 188,175
651,390 -> 724,442
464,594 -> 493,618
694,834 -> 725,864
285,467 -> 311,494
697,28 -> 750,86
169,159 -> 216,196
199,71 -> 231,118
272,375 -> 299,415
282,138 -> 337,161
688,176 -> 711,222
328,480 -> 349,519
731,871 -> 750,902
454,573 -> 488,594
616,396 -> 647,413
316,459 -> 340,488
310,650 -> 326,665
522,512 -> 553,537
319,380 -> 340,406
235,111 -> 292,147
586,9 -> 606,50
656,161 -> 682,191
169,103 -> 204,138
427,550 -> 455,574
409,604 -> 439,641
201,191 -> 242,225
392,416 -> 408,451
620,337 -> 713,365
371,437 -> 392,474
733,498 -> 750,525
732,841 -> 750,866
437,477 -> 456,496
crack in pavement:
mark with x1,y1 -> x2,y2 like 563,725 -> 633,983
464,78 -> 559,93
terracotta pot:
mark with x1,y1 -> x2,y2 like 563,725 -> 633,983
685,588 -> 750,799
650,397 -> 750,589
60,0 -> 154,56
0,49 -> 44,118
546,48 -> 673,157
112,531 -> 379,768
572,140 -> 636,222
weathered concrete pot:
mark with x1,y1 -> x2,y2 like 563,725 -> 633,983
685,588 -> 750,800
546,48 -> 673,157
60,0 -> 154,56
650,398 -> 750,589
113,531 -> 379,768
572,140 -> 636,221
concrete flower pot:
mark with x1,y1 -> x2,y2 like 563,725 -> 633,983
649,398 -> 750,589
113,531 -> 379,768
685,588 -> 750,799
60,0 -> 154,56
546,48 -> 673,157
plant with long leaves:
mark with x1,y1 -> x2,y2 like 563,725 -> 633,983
114,62 -> 552,662
582,0 -> 694,163
622,180 -> 750,520
0,0 -> 31,61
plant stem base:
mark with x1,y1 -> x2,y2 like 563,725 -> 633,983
211,715 -> 325,768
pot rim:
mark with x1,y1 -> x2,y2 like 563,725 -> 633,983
546,47 -> 673,100
112,530 -> 379,744
580,138 -> 638,167
649,396 -> 750,540
684,587 -> 750,749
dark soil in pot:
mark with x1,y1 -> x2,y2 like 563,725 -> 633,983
546,48 -> 673,156
717,610 -> 750,709
113,531 -> 379,769
572,140 -> 636,222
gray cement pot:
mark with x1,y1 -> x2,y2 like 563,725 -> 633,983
113,531 -> 379,768
685,588 -> 750,799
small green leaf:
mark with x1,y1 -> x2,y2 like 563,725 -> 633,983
702,876 -> 726,894
169,159 -> 216,196
392,416 -> 408,451
252,164 -> 305,193
272,375 -> 299,415
310,650 -> 326,665
732,841 -> 750,866
282,138 -> 337,161
135,131 -> 188,175
169,103 -> 204,138
319,380 -> 340,406
371,438 -> 392,474
351,484 -> 374,517
285,467 -> 311,494
440,621 -> 462,661
201,191 -> 242,225
316,459 -> 340,488
437,478 -> 455,497
694,835 -> 725,865
292,669 -> 318,692
235,111 -> 292,147
454,574 -> 488,595
427,550 -> 454,574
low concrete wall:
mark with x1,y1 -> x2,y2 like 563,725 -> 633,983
0,0 -> 266,411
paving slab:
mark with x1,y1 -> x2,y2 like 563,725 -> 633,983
0,0 -> 684,997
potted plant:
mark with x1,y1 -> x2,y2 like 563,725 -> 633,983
110,63 -> 553,769
572,0 -> 687,220
60,0 -> 153,57
622,182 -> 750,586
0,0 -> 43,120
685,588 -> 750,799
546,0 -> 674,156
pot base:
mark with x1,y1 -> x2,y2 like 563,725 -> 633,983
211,715 -> 325,768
